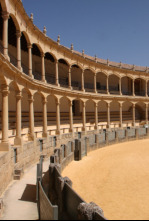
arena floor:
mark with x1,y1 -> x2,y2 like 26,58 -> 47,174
62,139 -> 149,220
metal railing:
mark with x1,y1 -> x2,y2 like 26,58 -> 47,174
46,73 -> 56,84
22,64 -> 29,76
33,71 -> 42,81
9,53 -> 17,67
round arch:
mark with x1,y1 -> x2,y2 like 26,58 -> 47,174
84,69 -> 95,92
58,59 -> 69,88
121,76 -> 133,96
71,64 -> 82,91
45,52 -> 56,84
32,43 -> 42,81
109,74 -> 120,95
96,72 -> 107,94
134,78 -> 146,96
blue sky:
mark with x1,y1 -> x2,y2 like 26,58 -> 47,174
22,0 -> 149,67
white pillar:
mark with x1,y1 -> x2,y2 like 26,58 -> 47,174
146,103 -> 148,125
94,73 -> 97,93
42,97 -> 48,137
28,95 -> 35,140
56,60 -> 60,87
119,103 -> 123,128
56,100 -> 61,135
82,101 -> 86,132
107,103 -> 111,129
28,44 -> 33,78
14,92 -> 23,145
0,85 -> 10,151
41,53 -> 46,82
16,31 -> 22,71
2,12 -> 9,60
69,100 -> 73,133
68,66 -> 72,90
132,103 -> 136,127
94,103 -> 99,130
82,70 -> 85,92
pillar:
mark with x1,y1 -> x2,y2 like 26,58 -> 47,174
0,85 -> 10,151
42,97 -> 48,138
68,66 -> 72,90
28,44 -> 33,78
119,78 -> 122,95
132,103 -> 136,127
16,31 -> 22,71
94,74 -> 97,93
82,70 -> 85,92
119,103 -> 123,128
146,103 -> 148,125
94,103 -> 99,130
14,92 -> 23,145
56,100 -> 61,135
107,76 -> 109,94
2,12 -> 9,60
82,101 -> 86,132
41,53 -> 46,82
107,103 -> 111,129
69,100 -> 73,133
56,60 -> 60,87
146,81 -> 148,97
28,95 -> 35,140
133,79 -> 135,96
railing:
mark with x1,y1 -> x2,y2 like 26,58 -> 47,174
9,53 -> 17,67
46,73 -> 56,84
22,64 -> 29,76
33,71 -> 42,81
72,81 -> 82,91
135,91 -> 146,97
122,91 -> 133,96
109,86 -> 119,92
59,77 -> 69,88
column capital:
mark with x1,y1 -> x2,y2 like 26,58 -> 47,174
1,85 -> 9,96
82,101 -> 86,108
27,43 -> 32,49
42,97 -> 47,104
69,100 -> 73,106
16,30 -> 22,38
94,102 -> 98,108
41,52 -> 45,58
28,95 -> 34,103
56,100 -> 60,106
16,91 -> 22,100
2,12 -> 9,20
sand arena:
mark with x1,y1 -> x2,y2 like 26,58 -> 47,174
62,139 -> 149,220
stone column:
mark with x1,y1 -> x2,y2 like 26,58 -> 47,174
146,80 -> 148,97
94,73 -> 97,93
119,78 -> 122,95
119,103 -> 123,128
0,85 -> 10,151
28,95 -> 35,140
132,103 -> 136,127
107,76 -> 109,94
28,44 -> 33,78
56,100 -> 61,135
42,97 -> 48,138
2,12 -> 9,60
55,60 -> 60,87
14,92 -> 23,145
82,101 -> 86,132
133,79 -> 135,96
41,53 -> 46,82
146,103 -> 148,125
94,103 -> 99,131
69,100 -> 73,133
107,103 -> 111,129
16,31 -> 22,71
82,70 -> 85,92
68,66 -> 72,90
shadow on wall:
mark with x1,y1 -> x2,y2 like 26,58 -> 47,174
19,184 -> 36,203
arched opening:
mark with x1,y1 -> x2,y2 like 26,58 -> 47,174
8,16 -> 17,67
58,59 -> 69,88
21,32 -> 29,75
34,92 -> 43,137
96,72 -> 107,94
86,100 -> 96,130
98,101 -> 107,129
45,52 -> 56,84
84,69 -> 94,92
72,99 -> 82,132
135,78 -> 145,96
32,44 -> 42,81
0,4 -> 3,52
47,95 -> 57,135
123,101 -> 133,127
122,76 -> 132,96
109,75 -> 120,94
60,97 -> 69,133
110,101 -> 120,128
71,65 -> 82,91
136,102 -> 146,122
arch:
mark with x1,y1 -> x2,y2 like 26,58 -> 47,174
96,72 -> 107,94
45,52 -> 56,84
98,100 -> 108,128
60,97 -> 69,131
0,0 -> 9,12
84,69 -> 95,92
22,31 -> 31,45
84,67 -> 96,74
45,51 -> 57,62
134,78 -> 146,96
8,81 -> 20,92
58,58 -> 70,67
32,43 -> 42,81
71,64 -> 82,91
21,32 -> 29,75
109,74 -> 120,95
71,63 -> 83,70
121,76 -> 133,96
58,59 -> 69,88
9,13 -> 21,32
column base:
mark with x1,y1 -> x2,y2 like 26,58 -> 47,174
14,137 -> 23,146
4,54 -> 10,62
56,83 -> 60,87
0,142 -> 10,151
28,134 -> 35,141
82,89 -> 85,93
18,66 -> 23,72
69,86 -> 72,90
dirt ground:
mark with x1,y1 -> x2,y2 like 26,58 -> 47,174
62,139 -> 149,220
